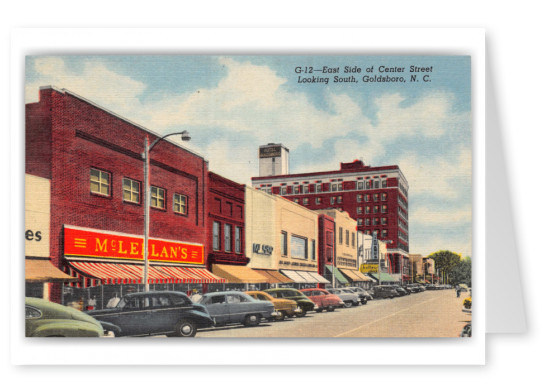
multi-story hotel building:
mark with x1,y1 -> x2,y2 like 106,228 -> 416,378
251,145 -> 410,282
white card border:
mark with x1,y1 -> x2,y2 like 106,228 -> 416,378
10,27 -> 485,365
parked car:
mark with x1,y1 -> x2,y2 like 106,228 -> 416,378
372,285 -> 399,299
198,291 -> 278,327
86,291 -> 214,337
425,284 -> 437,290
392,286 -> 408,296
405,284 -> 420,293
245,290 -> 301,320
345,287 -> 373,303
264,288 -> 317,316
402,285 -> 414,294
300,288 -> 344,312
326,288 -> 360,307
459,322 -> 472,337
26,297 -> 105,337
463,296 -> 472,309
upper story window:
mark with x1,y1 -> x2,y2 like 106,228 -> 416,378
311,240 -> 316,260
316,184 -> 322,193
281,231 -> 288,256
358,218 -> 363,225
366,181 -> 372,190
315,197 -> 321,205
90,168 -> 110,196
345,230 -> 350,246
374,180 -> 380,189
373,194 -> 379,202
294,198 -> 299,203
303,185 -> 309,194
337,196 -> 342,204
374,205 -> 379,213
236,205 -> 243,219
303,198 -> 309,205
212,221 -> 220,251
330,197 -> 336,205
294,185 -> 300,194
226,201 -> 233,216
357,206 -> 363,214
235,226 -> 243,254
331,183 -> 338,192
382,205 -> 388,213
357,194 -> 362,202
382,180 -> 387,188
339,227 -> 343,244
351,233 -> 355,248
224,224 -> 232,252
382,193 -> 388,201
151,186 -> 166,209
122,178 -> 140,204
173,193 -> 188,215
364,194 -> 369,202
281,187 -> 287,195
357,181 -> 364,190
338,183 -> 343,191
214,198 -> 222,213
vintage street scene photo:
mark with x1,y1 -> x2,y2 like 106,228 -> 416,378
24,55 -> 472,338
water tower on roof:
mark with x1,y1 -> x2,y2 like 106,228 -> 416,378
258,143 -> 289,177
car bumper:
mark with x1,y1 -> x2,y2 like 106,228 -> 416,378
294,308 -> 303,314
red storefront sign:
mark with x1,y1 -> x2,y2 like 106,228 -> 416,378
64,226 -> 204,265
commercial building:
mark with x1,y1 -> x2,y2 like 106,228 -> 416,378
245,187 -> 329,288
251,146 -> 410,283
316,209 -> 370,287
25,86 -> 223,307
410,254 -> 437,283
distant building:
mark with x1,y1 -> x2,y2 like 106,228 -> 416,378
252,145 -> 410,283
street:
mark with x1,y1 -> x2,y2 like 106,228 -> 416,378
196,289 -> 470,338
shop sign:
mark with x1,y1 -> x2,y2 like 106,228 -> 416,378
252,243 -> 273,255
360,263 -> 378,273
64,226 -> 204,265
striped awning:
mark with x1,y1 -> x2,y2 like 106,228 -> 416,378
308,272 -> 331,284
253,269 -> 294,284
280,269 -> 308,283
295,271 -> 319,284
66,262 -> 227,285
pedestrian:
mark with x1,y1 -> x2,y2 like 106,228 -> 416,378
456,285 -> 461,298
87,295 -> 97,311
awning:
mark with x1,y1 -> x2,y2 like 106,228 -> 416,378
341,268 -> 364,282
308,272 -> 331,284
26,259 -> 78,283
325,265 -> 348,285
280,269 -> 308,283
295,271 -> 320,284
350,269 -> 374,282
212,264 -> 268,284
68,261 -> 227,284
368,272 -> 398,282
253,269 -> 293,284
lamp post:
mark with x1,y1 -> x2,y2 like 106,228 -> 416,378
143,130 -> 191,292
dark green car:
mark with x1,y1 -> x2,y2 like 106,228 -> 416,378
25,297 -> 104,337
264,288 -> 317,317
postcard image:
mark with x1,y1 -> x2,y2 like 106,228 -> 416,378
24,54 -> 472,338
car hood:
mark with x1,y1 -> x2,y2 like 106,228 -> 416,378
271,298 -> 297,306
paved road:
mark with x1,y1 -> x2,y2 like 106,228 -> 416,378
196,289 -> 471,338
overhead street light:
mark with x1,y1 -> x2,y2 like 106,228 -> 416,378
142,131 -> 191,292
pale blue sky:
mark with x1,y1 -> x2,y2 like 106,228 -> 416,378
25,55 -> 472,257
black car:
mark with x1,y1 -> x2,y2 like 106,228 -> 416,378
346,286 -> 374,304
372,285 -> 399,299
86,291 -> 214,337
392,286 -> 408,296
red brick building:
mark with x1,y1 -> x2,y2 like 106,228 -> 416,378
206,171 -> 249,281
26,86 -> 223,305
252,158 -> 411,281
317,213 -> 335,286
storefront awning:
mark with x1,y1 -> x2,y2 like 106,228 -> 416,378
368,272 -> 398,282
212,264 -> 268,284
340,268 -> 364,282
350,269 -> 374,282
67,261 -> 227,285
253,269 -> 293,284
325,265 -> 348,285
280,269 -> 308,283
308,272 -> 331,284
26,259 -> 78,283
295,271 -> 320,284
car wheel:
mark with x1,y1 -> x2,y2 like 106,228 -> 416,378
344,301 -> 352,308
244,314 -> 261,327
296,307 -> 307,317
362,299 -> 368,304
276,311 -> 286,321
316,308 -> 323,313
327,306 -> 335,312
353,301 -> 360,306
175,320 -> 197,337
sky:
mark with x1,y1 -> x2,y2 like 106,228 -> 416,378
25,55 -> 472,258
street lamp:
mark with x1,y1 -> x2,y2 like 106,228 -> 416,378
143,130 -> 191,291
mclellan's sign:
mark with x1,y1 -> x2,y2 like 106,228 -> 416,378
64,226 -> 204,265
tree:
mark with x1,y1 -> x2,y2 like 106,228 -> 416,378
428,250 -> 461,276
450,257 -> 472,286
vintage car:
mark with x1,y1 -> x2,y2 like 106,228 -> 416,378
264,288 -> 317,317
345,286 -> 373,304
392,286 -> 409,296
26,297 -> 105,337
326,288 -> 361,307
245,290 -> 302,320
198,291 -> 278,326
372,285 -> 400,299
299,288 -> 344,312
86,291 -> 214,337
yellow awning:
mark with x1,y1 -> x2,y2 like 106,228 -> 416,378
212,264 -> 269,284
26,259 -> 78,283
340,268 -> 364,282
252,269 -> 293,284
